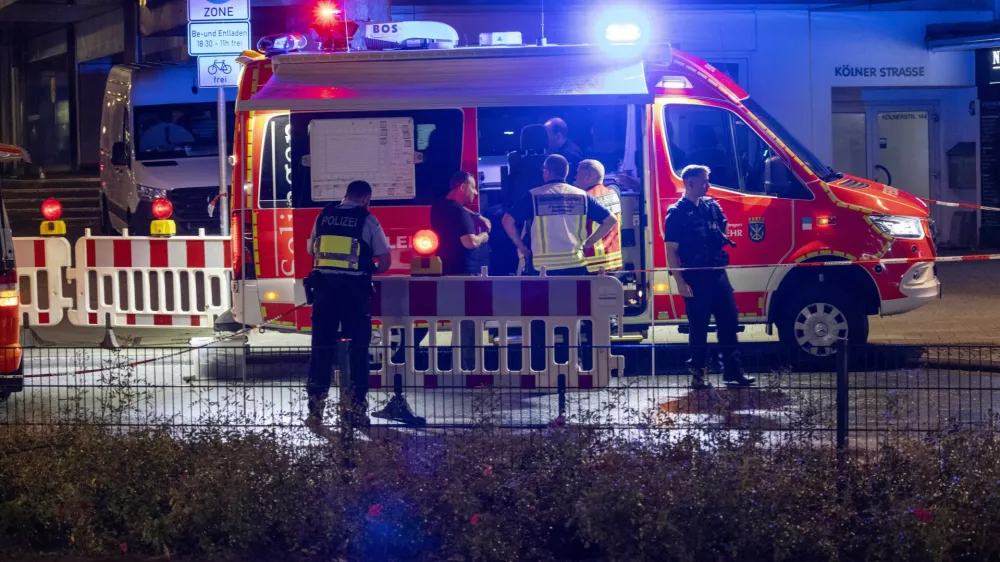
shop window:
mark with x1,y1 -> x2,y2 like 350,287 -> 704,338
664,104 -> 810,199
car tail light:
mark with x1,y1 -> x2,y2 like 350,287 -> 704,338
0,269 -> 18,307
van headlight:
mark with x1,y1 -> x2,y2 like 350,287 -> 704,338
137,185 -> 166,202
869,215 -> 924,240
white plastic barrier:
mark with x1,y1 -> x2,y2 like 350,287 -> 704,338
14,237 -> 73,327
13,231 -> 233,330
368,275 -> 625,390
71,234 -> 232,328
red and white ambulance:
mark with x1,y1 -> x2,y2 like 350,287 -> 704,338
222,21 -> 939,357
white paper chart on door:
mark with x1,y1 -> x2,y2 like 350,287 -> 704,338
308,117 -> 416,202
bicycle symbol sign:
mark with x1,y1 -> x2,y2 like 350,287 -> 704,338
197,56 -> 239,88
208,60 -> 232,75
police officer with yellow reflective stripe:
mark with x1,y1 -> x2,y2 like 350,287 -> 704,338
304,180 -> 391,430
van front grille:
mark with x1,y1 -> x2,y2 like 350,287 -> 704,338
167,187 -> 221,234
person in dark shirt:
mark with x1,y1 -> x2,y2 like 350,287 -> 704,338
544,118 -> 584,184
431,171 -> 490,275
430,171 -> 490,371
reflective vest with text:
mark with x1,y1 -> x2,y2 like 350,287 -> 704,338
528,182 -> 589,271
583,184 -> 622,273
312,204 -> 373,274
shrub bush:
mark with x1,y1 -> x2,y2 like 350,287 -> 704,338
3,422 -> 1000,561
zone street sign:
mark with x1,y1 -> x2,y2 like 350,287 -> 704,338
188,0 -> 249,22
188,21 -> 251,56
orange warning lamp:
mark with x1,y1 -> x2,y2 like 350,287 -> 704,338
39,197 -> 66,236
151,197 -> 173,219
413,229 -> 439,256
410,229 -> 443,276
150,197 -> 177,237
41,197 -> 62,220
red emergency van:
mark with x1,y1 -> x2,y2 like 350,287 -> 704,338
0,144 -> 26,401
222,25 -> 939,357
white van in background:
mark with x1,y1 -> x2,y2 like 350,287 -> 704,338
99,63 -> 236,235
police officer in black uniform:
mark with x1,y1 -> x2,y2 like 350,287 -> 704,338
664,165 -> 756,390
304,180 -> 392,429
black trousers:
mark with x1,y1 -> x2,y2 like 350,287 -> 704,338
682,270 -> 742,377
307,274 -> 372,409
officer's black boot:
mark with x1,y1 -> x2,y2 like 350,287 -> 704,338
347,398 -> 371,429
722,350 -> 756,387
305,393 -> 327,429
686,360 -> 713,390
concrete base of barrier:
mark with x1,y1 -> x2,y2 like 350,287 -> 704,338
190,336 -> 248,381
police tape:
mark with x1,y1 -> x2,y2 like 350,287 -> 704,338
627,252 -> 1000,273
21,302 -> 310,380
16,251 -> 1000,379
919,198 -> 1000,213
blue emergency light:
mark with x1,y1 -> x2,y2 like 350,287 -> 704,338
596,7 -> 651,54
256,33 -> 308,56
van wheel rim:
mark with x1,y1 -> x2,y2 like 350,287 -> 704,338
793,302 -> 848,356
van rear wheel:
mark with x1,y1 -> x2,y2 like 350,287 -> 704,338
777,288 -> 868,361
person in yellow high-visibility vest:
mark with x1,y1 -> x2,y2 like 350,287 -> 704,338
501,155 -> 618,276
575,159 -> 623,273
500,155 -> 619,372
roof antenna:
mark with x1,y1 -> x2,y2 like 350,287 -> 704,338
536,0 -> 547,46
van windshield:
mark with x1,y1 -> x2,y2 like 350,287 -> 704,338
133,102 -> 235,161
743,99 -> 841,182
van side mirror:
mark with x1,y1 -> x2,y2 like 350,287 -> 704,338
111,142 -> 129,167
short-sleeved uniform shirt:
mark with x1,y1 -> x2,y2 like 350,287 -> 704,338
431,198 -> 483,275
509,181 -> 613,258
306,201 -> 392,276
664,196 -> 729,282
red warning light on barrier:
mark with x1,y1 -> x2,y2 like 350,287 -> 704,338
41,197 -> 62,221
413,229 -> 439,256
152,197 -> 173,220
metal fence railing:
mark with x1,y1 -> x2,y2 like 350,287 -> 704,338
2,341 -> 999,456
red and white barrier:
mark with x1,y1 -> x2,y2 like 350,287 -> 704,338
920,198 -> 1000,213
369,275 -> 625,390
14,230 -> 233,332
13,237 -> 73,327
71,233 -> 232,329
